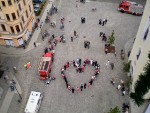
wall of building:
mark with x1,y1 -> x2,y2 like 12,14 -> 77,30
129,0 -> 150,99
0,0 -> 35,47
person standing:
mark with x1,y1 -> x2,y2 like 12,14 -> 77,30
105,48 -> 108,54
76,86 -> 79,93
99,19 -> 102,25
74,30 -> 76,36
72,87 -> 75,93
110,62 -> 114,70
80,84 -> 83,91
34,42 -> 36,47
117,84 -> 121,90
68,84 -> 71,91
82,66 -> 85,72
84,83 -> 86,89
71,37 -> 73,42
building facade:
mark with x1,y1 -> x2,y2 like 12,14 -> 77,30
129,0 -> 150,99
0,0 -> 36,47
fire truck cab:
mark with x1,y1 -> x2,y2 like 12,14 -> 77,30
38,52 -> 53,80
118,1 -> 143,15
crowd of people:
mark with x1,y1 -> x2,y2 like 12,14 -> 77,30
61,59 -> 100,93
110,78 -> 129,96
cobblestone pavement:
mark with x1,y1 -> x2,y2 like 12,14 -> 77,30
0,0 -> 146,113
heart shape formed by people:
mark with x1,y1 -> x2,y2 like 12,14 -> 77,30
61,59 -> 100,93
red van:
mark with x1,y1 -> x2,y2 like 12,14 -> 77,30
118,1 -> 143,15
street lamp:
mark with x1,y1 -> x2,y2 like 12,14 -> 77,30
9,80 -> 22,103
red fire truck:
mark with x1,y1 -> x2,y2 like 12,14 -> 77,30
118,1 -> 143,16
38,52 -> 53,80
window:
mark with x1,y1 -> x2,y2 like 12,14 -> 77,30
1,1 -> 6,7
22,16 -> 25,23
8,0 -> 12,5
23,0 -> 26,5
10,26 -> 14,33
136,48 -> 141,60
20,22 -> 23,30
15,25 -> 20,33
1,24 -> 6,31
26,10 -> 28,18
6,14 -> 10,21
18,3 -> 22,11
17,10 -> 19,17
142,16 -> 150,41
29,5 -> 31,12
11,13 -> 16,20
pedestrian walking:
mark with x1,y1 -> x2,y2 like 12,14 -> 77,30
100,32 -> 103,37
117,84 -> 121,90
52,34 -> 55,39
122,90 -> 126,96
114,51 -> 117,57
84,83 -> 86,89
110,62 -> 114,70
99,19 -> 102,25
110,78 -> 115,85
34,42 -> 36,47
80,84 -> 83,91
74,30 -> 76,36
89,79 -> 93,85
4,75 -> 9,83
105,48 -> 108,54
71,37 -> 73,42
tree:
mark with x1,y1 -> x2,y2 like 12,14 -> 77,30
107,31 -> 115,45
130,53 -> 150,106
107,106 -> 120,113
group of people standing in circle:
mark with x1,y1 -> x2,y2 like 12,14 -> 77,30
61,58 -> 100,93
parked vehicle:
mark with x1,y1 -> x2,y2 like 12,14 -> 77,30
34,7 -> 40,13
33,0 -> 44,3
33,3 -> 40,8
24,91 -> 43,113
118,1 -> 143,15
39,52 -> 53,80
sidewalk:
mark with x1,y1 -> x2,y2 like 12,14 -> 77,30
0,0 -> 54,55
0,76 -> 22,113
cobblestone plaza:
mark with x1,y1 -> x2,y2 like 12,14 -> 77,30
0,0 -> 146,113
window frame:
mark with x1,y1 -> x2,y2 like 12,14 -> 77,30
8,0 -> 12,6
26,10 -> 28,18
1,24 -> 6,31
6,14 -> 10,21
10,26 -> 15,33
15,25 -> 20,33
1,1 -> 6,7
11,13 -> 16,20
22,16 -> 25,23
136,48 -> 141,60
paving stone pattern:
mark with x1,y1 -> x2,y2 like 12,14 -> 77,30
0,0 -> 145,113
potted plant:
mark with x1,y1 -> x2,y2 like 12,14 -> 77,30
107,106 -> 120,113
107,30 -> 115,45
123,60 -> 131,73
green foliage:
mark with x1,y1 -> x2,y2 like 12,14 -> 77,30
107,106 -> 120,113
130,53 -> 150,106
123,60 -> 131,72
107,31 -> 115,45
